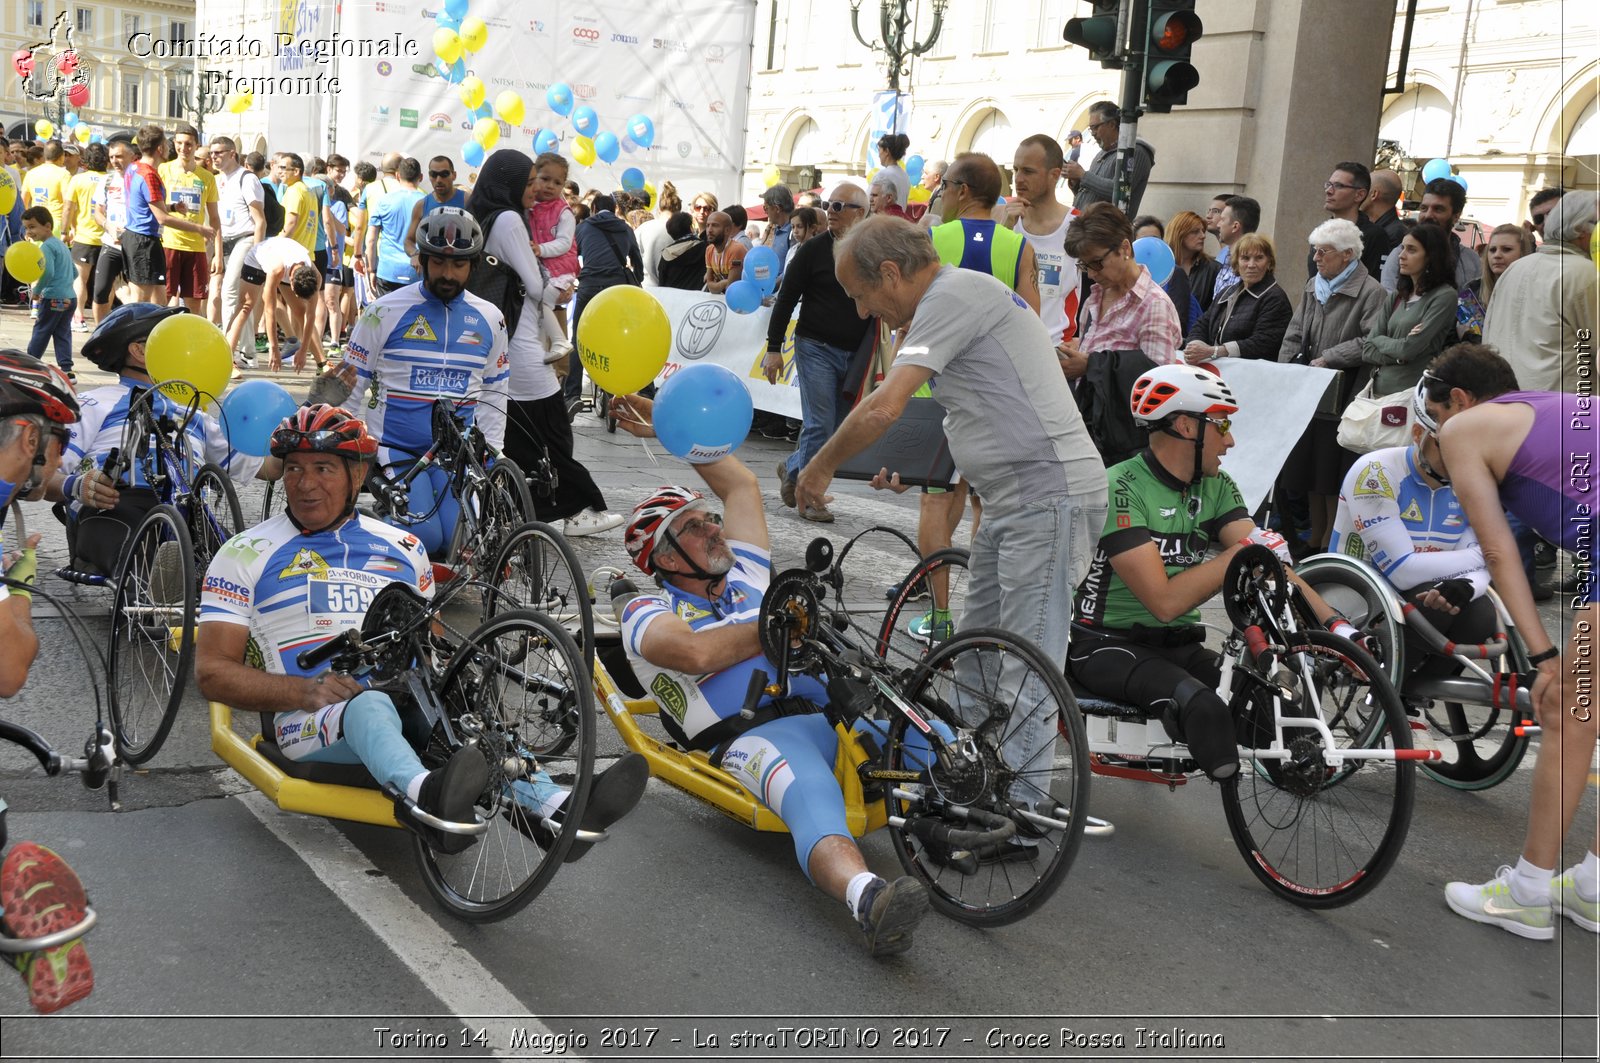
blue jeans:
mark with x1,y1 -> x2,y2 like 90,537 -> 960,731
782,335 -> 854,485
28,297 -> 75,371
956,490 -> 1108,807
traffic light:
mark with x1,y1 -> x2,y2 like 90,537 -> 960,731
1142,0 -> 1203,112
1064,0 -> 1125,70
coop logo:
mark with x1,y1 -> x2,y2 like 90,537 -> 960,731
652,37 -> 689,54
611,33 -> 639,45
410,366 -> 470,394
376,60 -> 392,76
428,112 -> 451,130
676,302 -> 726,360
571,25 -> 601,44
703,44 -> 726,63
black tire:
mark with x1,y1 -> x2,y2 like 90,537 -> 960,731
260,478 -> 290,524
877,548 -> 971,666
189,463 -> 244,576
106,504 -> 197,765
1222,629 -> 1415,908
418,609 -> 596,922
883,627 -> 1089,927
455,458 -> 533,582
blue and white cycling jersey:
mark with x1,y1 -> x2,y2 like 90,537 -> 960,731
198,512 -> 433,678
620,539 -> 828,745
340,282 -> 510,464
64,377 -> 264,517
1329,444 -> 1489,597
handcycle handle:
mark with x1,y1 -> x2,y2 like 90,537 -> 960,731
1400,601 -> 1509,660
296,629 -> 361,672
739,669 -> 769,721
365,468 -> 413,517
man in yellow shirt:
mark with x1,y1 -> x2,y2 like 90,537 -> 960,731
21,141 -> 70,233
158,124 -> 223,315
274,153 -> 320,255
61,142 -> 109,330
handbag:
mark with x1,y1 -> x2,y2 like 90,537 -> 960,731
1335,378 -> 1413,454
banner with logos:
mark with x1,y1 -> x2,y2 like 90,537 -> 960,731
332,0 -> 757,206
650,288 -> 801,420
267,0 -> 337,159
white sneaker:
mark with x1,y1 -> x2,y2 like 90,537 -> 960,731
1552,871 -> 1600,932
1445,866 -> 1555,940
563,509 -> 625,537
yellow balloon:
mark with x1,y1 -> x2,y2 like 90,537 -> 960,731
432,27 -> 463,64
763,164 -> 781,188
907,185 -> 931,204
473,117 -> 501,149
643,181 -> 656,210
228,92 -> 253,114
576,287 -> 671,394
144,314 -> 233,405
74,124 -> 92,144
572,136 -> 596,167
459,75 -> 486,111
4,242 -> 44,284
35,120 -> 54,139
459,16 -> 488,52
0,169 -> 16,215
494,90 -> 525,126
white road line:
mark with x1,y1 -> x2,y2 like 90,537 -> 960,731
239,790 -> 583,1062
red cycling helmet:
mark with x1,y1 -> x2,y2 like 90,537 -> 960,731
268,403 -> 378,461
625,486 -> 713,575
0,349 -> 80,426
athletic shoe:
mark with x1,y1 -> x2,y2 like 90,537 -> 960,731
409,745 -> 491,855
563,509 -> 625,537
1551,872 -> 1600,932
856,875 -> 929,957
1444,866 -> 1554,940
907,611 -> 955,645
504,752 -> 648,862
0,842 -> 94,1013
884,577 -> 930,603
777,462 -> 796,508
72,318 -> 90,333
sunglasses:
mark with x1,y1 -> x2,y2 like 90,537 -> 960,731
428,170 -> 453,179
826,200 -> 864,214
274,429 -> 351,451
1204,415 -> 1233,435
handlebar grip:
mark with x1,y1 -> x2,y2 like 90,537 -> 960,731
739,669 -> 769,720
1243,625 -> 1269,662
296,629 -> 358,671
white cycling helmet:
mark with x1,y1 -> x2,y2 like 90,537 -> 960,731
1129,364 -> 1240,427
1412,377 -> 1440,433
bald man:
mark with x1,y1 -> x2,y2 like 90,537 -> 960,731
1364,168 -> 1406,268
703,210 -> 746,294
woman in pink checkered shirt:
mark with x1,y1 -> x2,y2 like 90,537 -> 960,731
1057,203 -> 1183,380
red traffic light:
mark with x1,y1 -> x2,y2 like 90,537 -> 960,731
1150,11 -> 1202,53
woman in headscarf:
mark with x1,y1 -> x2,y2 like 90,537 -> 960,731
469,149 -> 623,536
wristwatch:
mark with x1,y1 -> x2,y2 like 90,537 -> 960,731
1527,646 -> 1560,667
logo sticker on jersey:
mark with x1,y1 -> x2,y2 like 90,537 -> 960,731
744,746 -> 766,779
676,601 -> 711,622
244,637 -> 266,671
365,558 -> 403,573
410,365 -> 470,393
218,535 -> 273,565
402,315 -> 438,342
1354,465 -> 1396,499
1400,501 -> 1424,523
418,568 -> 434,592
458,329 -> 484,347
650,673 -> 688,723
279,549 -> 330,579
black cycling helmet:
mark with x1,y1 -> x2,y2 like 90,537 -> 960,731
0,349 -> 80,426
414,206 -> 483,259
82,303 -> 188,373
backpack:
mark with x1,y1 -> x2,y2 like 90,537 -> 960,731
261,183 -> 285,237
465,210 -> 527,337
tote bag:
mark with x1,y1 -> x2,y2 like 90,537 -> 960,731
1336,378 -> 1413,454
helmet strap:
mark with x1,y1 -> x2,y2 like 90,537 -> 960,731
656,526 -> 727,591
285,461 -> 363,536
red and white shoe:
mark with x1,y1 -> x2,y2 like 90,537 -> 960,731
1,842 -> 95,1013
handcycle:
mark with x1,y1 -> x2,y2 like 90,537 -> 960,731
591,535 -> 1091,927
1295,552 -> 1535,791
55,384 -> 246,766
209,565 -> 598,922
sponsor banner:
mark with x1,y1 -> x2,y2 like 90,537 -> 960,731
1215,359 -> 1339,515
647,288 -> 800,420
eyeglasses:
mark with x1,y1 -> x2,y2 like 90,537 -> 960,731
1080,249 -> 1115,273
274,429 -> 351,451
1086,119 -> 1112,134
428,170 -> 452,179
47,426 -> 69,447
826,200 -> 865,214
1204,416 -> 1233,435
676,513 -> 723,538
691,203 -> 713,212
1310,246 -> 1342,258
938,178 -> 966,194
1531,210 -> 1552,224
1324,180 -> 1359,192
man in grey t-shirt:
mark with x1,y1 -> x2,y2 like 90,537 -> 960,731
796,216 -> 1108,834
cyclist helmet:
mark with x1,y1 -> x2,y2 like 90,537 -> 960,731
1412,378 -> 1440,434
0,349 -> 80,426
81,302 -> 187,373
625,486 -> 713,575
414,206 -> 483,260
1129,364 -> 1240,427
268,403 -> 378,461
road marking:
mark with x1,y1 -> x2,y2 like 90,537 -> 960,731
239,790 -> 582,1061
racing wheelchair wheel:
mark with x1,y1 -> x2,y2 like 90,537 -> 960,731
259,477 -> 290,524
189,463 -> 244,574
419,608 -> 596,922
1222,629 -> 1415,908
877,548 -> 971,665
106,504 -> 197,765
883,627 -> 1089,927
456,458 -> 534,582
484,522 -> 595,756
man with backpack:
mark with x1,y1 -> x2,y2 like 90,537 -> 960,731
565,194 -> 643,408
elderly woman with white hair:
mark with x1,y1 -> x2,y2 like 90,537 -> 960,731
1482,189 -> 1599,393
1276,216 -> 1389,553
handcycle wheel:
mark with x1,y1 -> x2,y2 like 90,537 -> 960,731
189,463 -> 244,574
457,457 -> 533,581
260,477 -> 290,524
419,608 -> 596,922
1222,629 -> 1414,908
106,504 -> 197,765
1295,557 -> 1404,689
883,627 -> 1089,927
877,548 -> 971,665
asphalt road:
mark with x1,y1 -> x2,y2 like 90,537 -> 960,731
0,304 -> 1594,1062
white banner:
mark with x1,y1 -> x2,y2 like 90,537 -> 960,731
329,0 -> 757,206
649,288 -> 801,419
1217,359 -> 1339,515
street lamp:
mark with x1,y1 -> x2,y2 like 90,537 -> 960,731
849,0 -> 948,94
170,66 -> 224,138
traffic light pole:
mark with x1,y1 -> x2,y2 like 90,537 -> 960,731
1112,0 -> 1147,214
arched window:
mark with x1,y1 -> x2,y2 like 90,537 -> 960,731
1379,84 -> 1454,160
1565,94 -> 1600,156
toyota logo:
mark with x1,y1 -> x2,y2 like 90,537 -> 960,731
676,302 -> 726,360
572,26 -> 600,41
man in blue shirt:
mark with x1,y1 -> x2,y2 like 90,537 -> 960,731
364,158 -> 425,297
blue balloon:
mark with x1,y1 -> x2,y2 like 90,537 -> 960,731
594,131 -> 620,165
444,0 -> 469,18
534,129 -> 561,155
546,83 -> 574,117
434,11 -> 460,30
219,380 -> 299,458
1447,173 -> 1468,192
1132,235 -> 1175,286
63,112 -> 78,127
905,155 -> 924,183
620,166 -> 645,193
653,364 -> 754,463
572,105 -> 598,138
462,139 -> 485,168
620,134 -> 638,154
626,113 -> 655,148
436,57 -> 466,83
89,134 -> 103,144
1421,157 -> 1452,184
743,246 -> 781,296
725,279 -> 763,314
473,101 -> 494,120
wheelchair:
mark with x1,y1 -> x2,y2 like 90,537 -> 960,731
1295,552 -> 1534,791
55,384 -> 245,766
210,571 -> 598,922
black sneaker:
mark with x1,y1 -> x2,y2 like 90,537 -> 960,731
504,752 -> 648,862
410,745 -> 490,855
856,875 -> 929,957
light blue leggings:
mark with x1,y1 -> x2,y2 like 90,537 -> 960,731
384,462 -> 459,560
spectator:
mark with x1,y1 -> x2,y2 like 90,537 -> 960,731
60,141 -> 107,332
1005,134 -> 1081,349
655,211 -> 707,290
784,206 -> 823,272
1130,214 -> 1194,327
1183,232 -> 1292,365
868,174 -> 910,220
403,155 -> 468,268
1167,209 -> 1219,319
1527,186 -> 1564,238
1458,223 -> 1535,342
689,191 -> 718,235
765,183 -> 873,522
1277,217 -> 1388,552
208,136 -> 265,365
1309,162 -> 1390,279
1210,195 -> 1260,300
1059,202 -> 1183,380
726,203 -> 753,250
1203,192 -> 1230,239
88,141 -> 132,326
158,124 -> 223,316
566,193 -> 643,407
364,156 -> 424,297
636,180 -> 681,286
1381,177 -> 1481,292
20,140 -> 69,232
702,211 -> 746,293
919,159 -> 947,231
1065,101 -> 1154,215
1482,190 -> 1598,393
124,125 -> 207,303
527,152 -> 579,372
760,183 -> 795,277
795,190 -> 822,210
20,206 -> 76,377
1131,215 -> 1163,240
1364,168 -> 1406,263
934,153 -> 1040,312
1361,222 -> 1459,394
874,133 -> 912,210
1066,130 -> 1084,164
